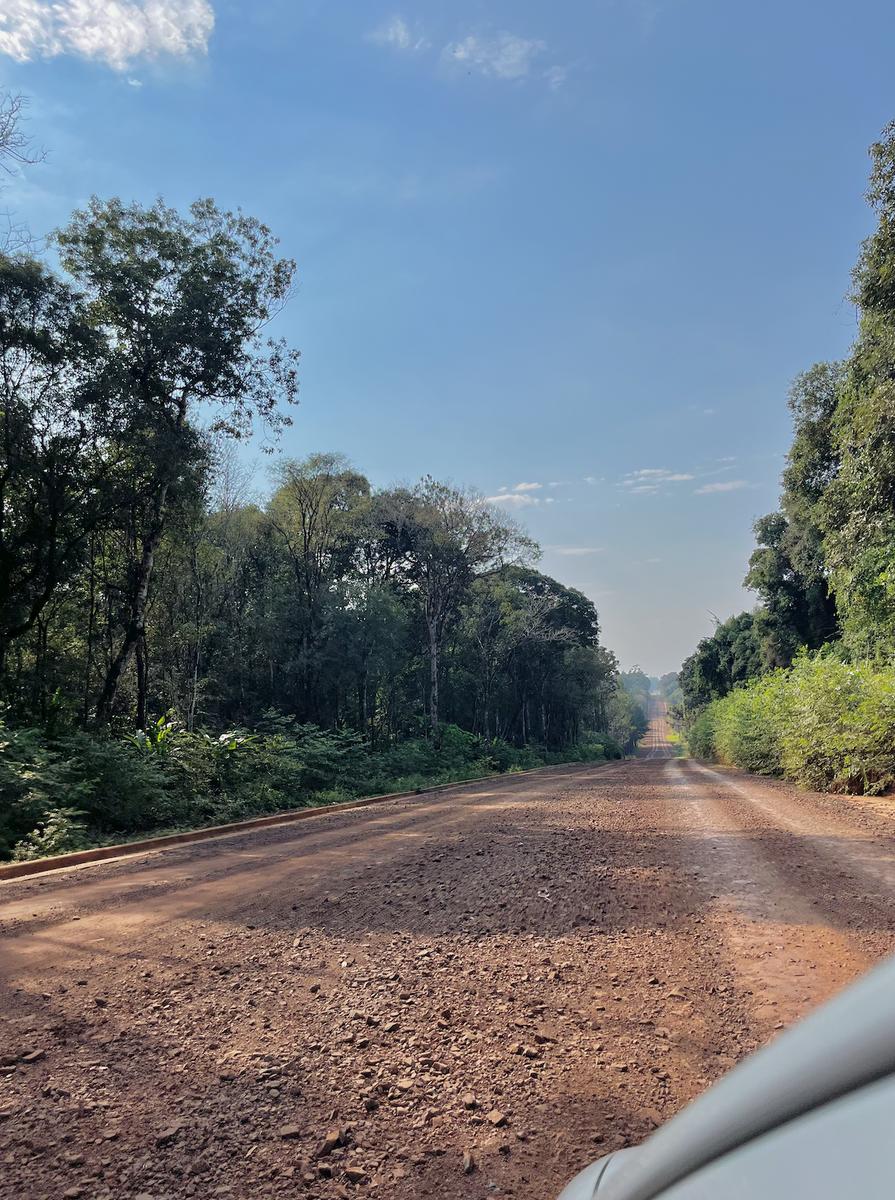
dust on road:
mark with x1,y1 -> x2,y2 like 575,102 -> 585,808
2,704 -> 894,1200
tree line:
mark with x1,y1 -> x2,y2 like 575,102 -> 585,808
0,94 -> 643,856
677,122 -> 895,794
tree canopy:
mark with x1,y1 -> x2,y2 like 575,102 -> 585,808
680,120 -> 895,711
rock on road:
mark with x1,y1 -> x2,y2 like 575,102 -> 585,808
2,700 -> 895,1200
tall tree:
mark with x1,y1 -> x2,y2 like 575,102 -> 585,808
460,568 -> 575,741
819,124 -> 895,655
56,197 -> 300,725
0,89 -> 43,252
383,479 -> 533,738
745,363 -> 841,667
266,454 -> 370,721
0,256 -> 108,675
679,612 -> 763,710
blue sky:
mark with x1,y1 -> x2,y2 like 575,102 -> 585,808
1,1 -> 891,673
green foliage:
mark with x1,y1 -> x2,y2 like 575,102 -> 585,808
253,714 -> 368,791
12,807 -> 87,861
658,672 -> 683,707
56,732 -> 170,832
0,140 -> 630,850
680,613 -> 763,710
0,716 -> 610,860
0,254 -> 108,654
678,123 -> 895,798
777,656 -> 895,793
548,739 -> 615,764
711,673 -> 786,776
0,724 -> 60,856
687,655 -> 895,795
686,707 -> 717,760
606,685 -> 648,752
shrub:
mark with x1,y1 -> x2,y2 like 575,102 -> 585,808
685,653 -> 895,795
712,673 -> 786,776
12,807 -> 88,861
60,733 -> 169,832
779,655 -> 895,794
255,713 -> 370,792
0,724 -> 60,856
686,707 -> 717,760
0,712 -> 623,860
601,735 -> 624,760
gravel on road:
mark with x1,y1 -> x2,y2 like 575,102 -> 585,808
2,719 -> 894,1200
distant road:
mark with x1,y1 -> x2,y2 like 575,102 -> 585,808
2,728 -> 894,1198
639,694 -> 675,758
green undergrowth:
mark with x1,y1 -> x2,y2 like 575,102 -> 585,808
0,716 -> 620,861
685,653 -> 895,795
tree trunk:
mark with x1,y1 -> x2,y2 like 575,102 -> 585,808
427,615 -> 439,741
82,536 -> 96,727
94,480 -> 170,725
34,617 -> 48,719
187,645 -> 200,732
135,632 -> 148,731
188,541 -> 202,732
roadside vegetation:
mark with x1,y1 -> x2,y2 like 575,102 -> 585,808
0,94 -> 637,861
0,719 -> 619,861
678,122 -> 895,796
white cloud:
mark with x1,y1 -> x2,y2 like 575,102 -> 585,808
512,481 -> 542,492
486,492 -> 540,509
694,479 -> 749,495
0,0 -> 214,70
547,546 -> 604,557
367,15 -> 428,53
622,468 -> 694,487
543,64 -> 568,90
444,32 -> 546,80
369,20 -> 562,91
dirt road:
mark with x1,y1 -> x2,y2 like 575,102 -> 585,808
640,696 -> 674,759
3,704 -> 895,1200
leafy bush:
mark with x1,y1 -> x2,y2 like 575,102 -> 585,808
255,715 -> 369,792
12,807 -> 88,861
0,711 -> 614,861
686,653 -> 895,794
600,735 -> 624,760
576,740 -> 609,762
778,655 -> 895,793
0,724 -> 60,856
686,707 -> 717,760
712,673 -> 786,776
60,733 -> 170,832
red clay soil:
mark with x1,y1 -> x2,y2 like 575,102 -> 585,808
2,700 -> 895,1200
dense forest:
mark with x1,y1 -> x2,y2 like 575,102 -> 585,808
0,94 -> 645,860
678,122 -> 895,795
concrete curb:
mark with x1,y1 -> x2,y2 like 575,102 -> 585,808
0,758 -> 611,883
